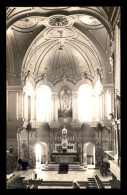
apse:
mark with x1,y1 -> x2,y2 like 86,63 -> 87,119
78,84 -> 93,122
36,85 -> 51,122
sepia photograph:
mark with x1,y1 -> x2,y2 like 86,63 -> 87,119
6,6 -> 121,189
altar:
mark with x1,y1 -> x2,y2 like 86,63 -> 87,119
51,153 -> 78,164
51,126 -> 79,164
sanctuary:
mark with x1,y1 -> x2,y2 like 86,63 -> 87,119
6,6 -> 121,189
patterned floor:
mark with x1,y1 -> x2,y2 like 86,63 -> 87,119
7,167 -> 119,189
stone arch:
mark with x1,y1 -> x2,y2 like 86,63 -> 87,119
75,79 -> 93,91
41,142 -> 48,164
53,80 -> 76,92
36,80 -> 53,91
25,76 -> 36,89
83,142 -> 95,166
35,142 -> 48,167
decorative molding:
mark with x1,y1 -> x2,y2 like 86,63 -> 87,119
43,15 -> 74,27
13,17 -> 38,29
35,79 -> 54,91
7,86 -> 23,91
53,80 -> 76,92
75,79 -> 93,90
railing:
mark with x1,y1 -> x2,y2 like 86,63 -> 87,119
108,160 -> 120,181
94,175 -> 105,189
6,174 -> 19,188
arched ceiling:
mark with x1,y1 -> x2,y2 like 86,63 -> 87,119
6,7 -> 120,85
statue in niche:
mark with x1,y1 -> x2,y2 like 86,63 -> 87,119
58,87 -> 72,118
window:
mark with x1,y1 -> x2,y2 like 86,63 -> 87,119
36,85 -> 51,122
78,84 -> 93,122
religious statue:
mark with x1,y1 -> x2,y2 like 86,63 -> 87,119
58,87 -> 72,118
63,96 -> 69,110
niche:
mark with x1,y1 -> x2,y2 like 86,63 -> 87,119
58,86 -> 72,121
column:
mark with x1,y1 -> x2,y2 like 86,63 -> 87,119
18,92 -> 23,120
92,90 -> 96,121
82,145 -> 87,167
23,93 -> 25,121
110,88 -> 114,114
95,94 -> 99,121
24,93 -> 28,121
101,91 -> 104,120
98,94 -> 102,120
31,96 -> 34,121
51,92 -> 58,122
34,95 -> 36,121
51,95 -> 55,122
114,125 -> 118,155
6,90 -> 8,121
72,92 -> 79,121
54,95 -> 58,121
16,91 -> 19,121
75,92 -> 79,121
103,89 -> 107,120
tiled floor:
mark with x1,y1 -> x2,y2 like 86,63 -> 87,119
10,168 -> 112,183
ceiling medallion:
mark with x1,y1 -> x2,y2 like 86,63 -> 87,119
43,15 -> 74,27
49,16 -> 69,26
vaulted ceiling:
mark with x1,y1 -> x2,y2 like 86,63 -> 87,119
6,7 -> 120,85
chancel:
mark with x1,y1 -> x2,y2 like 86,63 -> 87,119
6,6 -> 120,189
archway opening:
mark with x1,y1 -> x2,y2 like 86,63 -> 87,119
83,142 -> 95,167
87,142 -> 95,165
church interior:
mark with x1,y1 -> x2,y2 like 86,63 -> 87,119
6,6 -> 121,189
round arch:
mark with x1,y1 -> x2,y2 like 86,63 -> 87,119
25,76 -> 36,89
83,142 -> 95,166
75,79 -> 93,91
53,80 -> 76,92
36,80 -> 53,91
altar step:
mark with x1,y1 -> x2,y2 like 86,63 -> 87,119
41,164 -> 87,171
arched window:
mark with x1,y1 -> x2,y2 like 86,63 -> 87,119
78,84 -> 93,122
36,85 -> 51,122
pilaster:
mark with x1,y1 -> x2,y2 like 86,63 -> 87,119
72,92 -> 79,122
